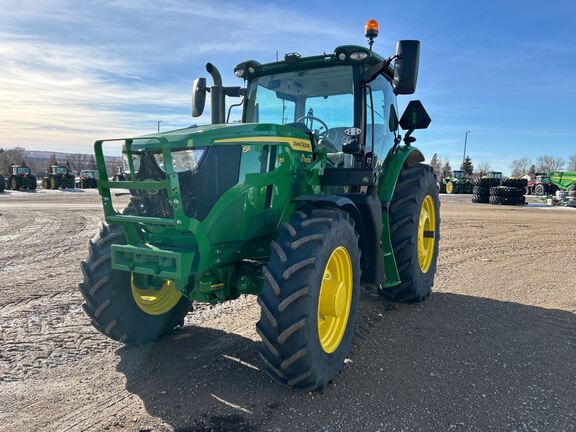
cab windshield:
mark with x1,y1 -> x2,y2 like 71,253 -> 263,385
244,66 -> 356,153
16,167 -> 30,174
54,167 -> 67,174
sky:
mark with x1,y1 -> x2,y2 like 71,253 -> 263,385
0,0 -> 575,174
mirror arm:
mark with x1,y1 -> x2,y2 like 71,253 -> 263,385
364,54 -> 399,83
403,129 -> 416,146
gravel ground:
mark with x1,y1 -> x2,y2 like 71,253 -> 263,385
0,190 -> 575,432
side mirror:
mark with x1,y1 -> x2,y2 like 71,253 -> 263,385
192,77 -> 207,117
393,40 -> 420,95
399,100 -> 431,131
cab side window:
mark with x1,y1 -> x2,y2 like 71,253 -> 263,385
365,75 -> 396,162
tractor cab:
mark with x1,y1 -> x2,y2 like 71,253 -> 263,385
452,170 -> 466,181
487,171 -> 502,179
51,165 -> 70,175
536,174 -> 551,183
12,165 -> 31,176
79,170 -> 98,179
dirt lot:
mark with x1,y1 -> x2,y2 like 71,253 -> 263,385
1,190 -> 575,432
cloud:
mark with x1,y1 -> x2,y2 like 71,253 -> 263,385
0,0 -> 354,153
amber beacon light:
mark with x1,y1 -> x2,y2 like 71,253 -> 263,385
365,19 -> 379,48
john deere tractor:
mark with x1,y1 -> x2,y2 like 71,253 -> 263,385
442,169 -> 473,194
76,169 -> 99,189
42,165 -> 75,189
6,165 -> 37,191
80,21 -> 440,391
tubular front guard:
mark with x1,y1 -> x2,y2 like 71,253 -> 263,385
94,137 -> 202,288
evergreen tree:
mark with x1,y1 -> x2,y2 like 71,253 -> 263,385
441,160 -> 452,179
528,164 -> 536,177
460,155 -> 473,176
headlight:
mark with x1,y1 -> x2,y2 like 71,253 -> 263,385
350,51 -> 368,61
154,149 -> 206,173
122,153 -> 141,173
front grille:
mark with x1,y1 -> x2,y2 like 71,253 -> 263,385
128,146 -> 242,221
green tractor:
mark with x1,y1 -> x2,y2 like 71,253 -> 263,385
6,165 -> 37,191
76,169 -> 99,189
442,169 -> 473,194
42,165 -> 75,189
80,22 -> 440,391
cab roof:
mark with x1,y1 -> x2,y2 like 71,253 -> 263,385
235,45 -> 391,79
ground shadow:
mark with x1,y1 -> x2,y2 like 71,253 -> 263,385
116,293 -> 576,431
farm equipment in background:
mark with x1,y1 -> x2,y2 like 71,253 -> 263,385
80,21 -> 441,391
5,165 -> 37,191
471,171 -> 502,203
42,165 -> 75,189
0,176 -> 4,192
527,171 -> 576,196
442,169 -> 473,194
527,173 -> 556,196
76,170 -> 99,189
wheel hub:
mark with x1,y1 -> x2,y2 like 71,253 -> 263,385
131,276 -> 182,315
417,195 -> 436,273
317,246 -> 353,353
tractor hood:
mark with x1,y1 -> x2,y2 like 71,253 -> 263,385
122,123 -> 312,153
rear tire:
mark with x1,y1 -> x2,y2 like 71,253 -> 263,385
380,163 -> 440,302
257,208 -> 361,391
11,177 -> 20,191
534,184 -> 546,195
79,222 -> 191,344
472,194 -> 489,203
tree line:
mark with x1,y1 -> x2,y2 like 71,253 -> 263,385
0,146 -> 118,177
427,152 -> 576,180
428,153 -> 493,180
509,155 -> 576,177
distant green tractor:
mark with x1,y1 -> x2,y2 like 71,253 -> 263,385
0,175 -> 4,192
42,165 -> 75,189
442,170 -> 473,194
6,165 -> 37,191
76,169 -> 99,189
80,22 -> 441,390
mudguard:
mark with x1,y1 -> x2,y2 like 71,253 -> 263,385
378,146 -> 425,287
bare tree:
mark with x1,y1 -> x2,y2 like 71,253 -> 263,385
476,161 -> 491,176
536,155 -> 565,173
568,154 -> 576,171
67,153 -> 93,173
0,147 -> 27,176
510,157 -> 531,177
88,155 -> 97,170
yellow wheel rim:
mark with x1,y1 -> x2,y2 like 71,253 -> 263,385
446,182 -> 453,193
317,246 -> 353,353
131,276 -> 182,315
418,195 -> 436,273
50,178 -> 56,189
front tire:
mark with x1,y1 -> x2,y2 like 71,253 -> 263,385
257,208 -> 361,391
79,222 -> 191,344
380,163 -> 440,302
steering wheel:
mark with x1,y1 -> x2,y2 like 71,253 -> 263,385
296,115 -> 329,138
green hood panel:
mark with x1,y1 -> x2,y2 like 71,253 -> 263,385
126,123 -> 311,152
